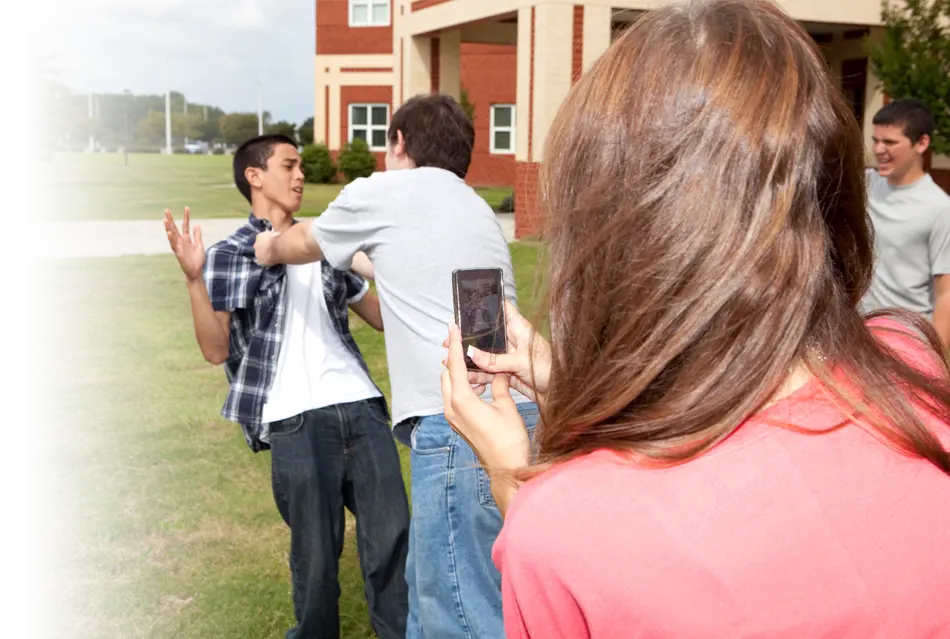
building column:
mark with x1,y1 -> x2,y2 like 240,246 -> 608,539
403,34 -> 433,104
582,4 -> 611,74
515,2 -> 575,239
439,29 -> 462,100
314,66 -> 328,145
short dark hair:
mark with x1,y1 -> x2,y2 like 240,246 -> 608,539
387,94 -> 474,178
233,134 -> 298,203
872,98 -> 935,143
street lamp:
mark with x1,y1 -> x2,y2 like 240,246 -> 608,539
164,56 -> 172,155
255,76 -> 263,135
124,89 -> 131,166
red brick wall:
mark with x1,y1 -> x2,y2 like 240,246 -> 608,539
934,168 -> 950,194
431,38 -> 441,94
515,162 -> 542,238
461,42 -> 517,187
412,0 -> 451,9
340,85 -> 392,170
572,6 -> 584,84
316,0 -> 393,55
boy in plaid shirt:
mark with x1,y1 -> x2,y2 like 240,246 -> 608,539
163,135 -> 409,639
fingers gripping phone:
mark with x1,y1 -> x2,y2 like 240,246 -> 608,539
452,268 -> 508,371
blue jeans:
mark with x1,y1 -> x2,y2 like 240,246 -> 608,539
269,397 -> 410,639
404,402 -> 540,639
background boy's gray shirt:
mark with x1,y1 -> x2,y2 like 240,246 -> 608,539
312,167 -> 530,438
860,169 -> 950,319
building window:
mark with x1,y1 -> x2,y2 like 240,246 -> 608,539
349,103 -> 390,151
490,105 -> 516,155
349,0 -> 390,27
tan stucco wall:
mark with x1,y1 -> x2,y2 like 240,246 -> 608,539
405,0 -> 883,36
314,54 -> 398,148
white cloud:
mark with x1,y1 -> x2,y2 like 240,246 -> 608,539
38,0 -> 315,123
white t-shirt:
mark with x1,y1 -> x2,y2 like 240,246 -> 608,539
261,262 -> 381,425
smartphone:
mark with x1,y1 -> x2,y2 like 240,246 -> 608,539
452,267 -> 508,371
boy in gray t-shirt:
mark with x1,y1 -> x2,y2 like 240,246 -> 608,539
860,99 -> 950,346
254,95 -> 538,639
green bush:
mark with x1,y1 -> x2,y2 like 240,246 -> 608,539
300,143 -> 338,184
495,192 -> 515,213
338,138 -> 378,183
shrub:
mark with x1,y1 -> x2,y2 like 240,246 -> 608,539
338,138 -> 378,183
300,143 -> 337,184
496,192 -> 515,213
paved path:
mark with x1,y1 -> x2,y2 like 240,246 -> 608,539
38,214 -> 516,260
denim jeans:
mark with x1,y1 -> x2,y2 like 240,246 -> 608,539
269,397 -> 410,639
404,402 -> 540,639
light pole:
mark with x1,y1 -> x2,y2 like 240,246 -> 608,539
124,89 -> 131,166
87,92 -> 95,152
256,76 -> 263,135
164,57 -> 172,155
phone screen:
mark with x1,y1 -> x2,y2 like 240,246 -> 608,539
454,268 -> 506,369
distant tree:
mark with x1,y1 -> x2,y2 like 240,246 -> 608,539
267,120 -> 298,141
23,16 -> 67,184
459,89 -> 476,123
866,0 -> 950,155
136,111 -> 200,142
298,117 -> 315,145
56,103 -> 105,138
197,116 -> 221,143
219,113 -> 261,146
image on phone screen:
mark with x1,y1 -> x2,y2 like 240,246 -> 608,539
455,269 -> 506,362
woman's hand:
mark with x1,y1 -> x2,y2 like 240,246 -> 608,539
447,301 -> 553,401
441,322 -> 531,515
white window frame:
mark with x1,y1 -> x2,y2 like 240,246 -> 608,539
489,104 -> 516,155
348,0 -> 391,27
348,103 -> 390,151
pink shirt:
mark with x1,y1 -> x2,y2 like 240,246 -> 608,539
493,319 -> 950,638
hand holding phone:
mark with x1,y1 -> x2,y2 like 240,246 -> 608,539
452,268 -> 508,371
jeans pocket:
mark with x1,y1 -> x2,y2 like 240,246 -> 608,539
476,465 -> 497,508
268,412 -> 305,438
410,417 -> 453,456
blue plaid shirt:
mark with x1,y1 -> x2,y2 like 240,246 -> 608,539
205,214 -> 385,452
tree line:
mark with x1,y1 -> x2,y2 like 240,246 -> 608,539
34,57 -> 315,152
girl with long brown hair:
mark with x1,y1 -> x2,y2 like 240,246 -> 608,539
440,0 -> 950,635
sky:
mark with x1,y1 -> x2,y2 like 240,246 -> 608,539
41,0 -> 316,124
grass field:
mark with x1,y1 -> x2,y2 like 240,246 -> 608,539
35,237 -> 540,635
39,152 -> 513,222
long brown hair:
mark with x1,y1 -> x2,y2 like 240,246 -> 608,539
532,0 -> 950,474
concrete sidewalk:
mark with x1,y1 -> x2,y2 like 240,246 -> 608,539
38,214 -> 516,260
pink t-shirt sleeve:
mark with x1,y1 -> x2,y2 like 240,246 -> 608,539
493,483 -> 591,639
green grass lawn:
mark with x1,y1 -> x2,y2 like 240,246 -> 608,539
36,243 -> 541,638
40,152 -> 512,222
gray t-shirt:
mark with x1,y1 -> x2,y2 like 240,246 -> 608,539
860,169 -> 950,319
312,167 -> 528,437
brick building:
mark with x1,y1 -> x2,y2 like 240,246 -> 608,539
314,0 -> 950,238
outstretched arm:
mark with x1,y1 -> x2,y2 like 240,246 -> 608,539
254,219 -> 323,266
164,208 -> 231,364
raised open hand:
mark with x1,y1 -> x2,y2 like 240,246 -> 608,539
164,207 -> 205,282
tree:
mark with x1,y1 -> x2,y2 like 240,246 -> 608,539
338,138 -> 377,182
136,111 -> 201,142
55,104 -> 104,138
267,120 -> 298,141
866,0 -> 950,156
459,89 -> 476,123
298,117 -> 315,145
219,113 -> 261,146
23,18 -> 67,184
